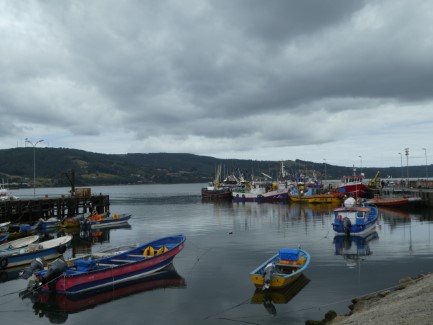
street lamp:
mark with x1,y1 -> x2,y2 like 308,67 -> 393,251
323,158 -> 327,181
398,153 -> 403,179
422,148 -> 428,179
25,138 -> 44,197
358,155 -> 363,174
405,148 -> 409,186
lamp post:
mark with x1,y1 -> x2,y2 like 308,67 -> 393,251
398,153 -> 403,179
25,138 -> 44,197
358,155 -> 363,174
422,148 -> 428,179
323,158 -> 327,181
405,148 -> 409,186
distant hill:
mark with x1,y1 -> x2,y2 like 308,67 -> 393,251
0,147 -> 429,187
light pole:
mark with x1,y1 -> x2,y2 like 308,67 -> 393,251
405,148 -> 409,186
358,155 -> 363,174
398,153 -> 403,179
422,148 -> 428,179
323,158 -> 327,181
25,138 -> 44,197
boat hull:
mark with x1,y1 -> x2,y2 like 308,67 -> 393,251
289,194 -> 342,204
249,249 -> 310,290
36,234 -> 185,295
336,184 -> 372,199
0,236 -> 72,269
83,214 -> 131,229
332,205 -> 378,236
201,188 -> 233,200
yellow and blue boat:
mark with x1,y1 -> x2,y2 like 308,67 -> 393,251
249,248 -> 310,290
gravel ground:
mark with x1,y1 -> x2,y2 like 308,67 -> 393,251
327,273 -> 433,325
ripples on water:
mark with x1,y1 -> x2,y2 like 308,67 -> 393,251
2,184 -> 433,324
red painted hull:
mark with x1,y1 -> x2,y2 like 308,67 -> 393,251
36,235 -> 185,295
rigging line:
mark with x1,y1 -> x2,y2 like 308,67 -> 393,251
203,297 -> 251,321
214,317 -> 261,325
186,246 -> 213,279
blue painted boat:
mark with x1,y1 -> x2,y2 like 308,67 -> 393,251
37,217 -> 61,229
22,265 -> 186,318
7,223 -> 38,239
0,233 -> 9,243
81,213 -> 132,229
250,248 -> 311,290
0,235 -> 72,269
332,197 -> 378,236
31,234 -> 186,295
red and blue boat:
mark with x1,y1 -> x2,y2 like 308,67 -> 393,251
32,234 -> 186,295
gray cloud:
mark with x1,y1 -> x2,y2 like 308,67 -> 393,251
0,0 -> 432,167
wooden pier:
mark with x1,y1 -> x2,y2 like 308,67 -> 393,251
0,187 -> 110,224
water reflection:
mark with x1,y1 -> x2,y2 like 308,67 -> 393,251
250,274 -> 310,315
21,265 -> 186,324
334,231 -> 379,268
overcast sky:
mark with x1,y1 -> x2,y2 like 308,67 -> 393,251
1,0 -> 432,168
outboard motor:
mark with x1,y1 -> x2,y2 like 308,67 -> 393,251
40,258 -> 68,287
20,257 -> 47,280
262,262 -> 275,290
343,217 -> 352,236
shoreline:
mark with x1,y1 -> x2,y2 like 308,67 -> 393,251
311,272 -> 433,325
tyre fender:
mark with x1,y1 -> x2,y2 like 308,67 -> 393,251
58,244 -> 67,254
0,257 -> 8,269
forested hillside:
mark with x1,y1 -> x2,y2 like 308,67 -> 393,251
0,147 -> 429,187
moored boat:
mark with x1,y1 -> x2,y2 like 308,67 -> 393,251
0,234 -> 40,252
335,168 -> 373,199
332,197 -> 378,236
22,265 -> 186,320
288,186 -> 343,204
37,217 -> 61,229
30,234 -> 186,295
0,233 -> 9,243
250,248 -> 310,290
7,223 -> 38,239
0,235 -> 72,269
81,213 -> 131,229
365,196 -> 422,208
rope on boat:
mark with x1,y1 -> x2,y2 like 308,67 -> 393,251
184,239 -> 213,279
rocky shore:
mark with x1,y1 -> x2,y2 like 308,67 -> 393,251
309,273 -> 433,325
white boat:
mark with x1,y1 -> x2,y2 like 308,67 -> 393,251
0,182 -> 19,201
0,235 -> 40,252
0,235 -> 72,269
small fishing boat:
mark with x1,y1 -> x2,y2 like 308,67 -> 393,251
81,213 -> 132,229
332,197 -> 378,236
0,233 -> 9,243
30,234 -> 186,295
365,196 -> 422,208
0,235 -> 72,269
250,248 -> 310,290
7,223 -> 38,239
37,217 -> 61,229
0,234 -> 40,252
0,221 -> 11,232
22,265 -> 186,321
288,186 -> 343,204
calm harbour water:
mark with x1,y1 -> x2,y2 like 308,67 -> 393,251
1,183 -> 433,325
